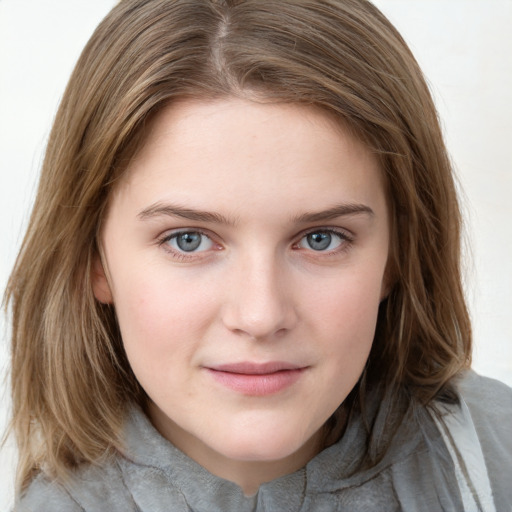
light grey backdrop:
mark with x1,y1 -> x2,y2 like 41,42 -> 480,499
1,1 -> 511,509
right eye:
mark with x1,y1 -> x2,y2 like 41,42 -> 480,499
161,231 -> 214,253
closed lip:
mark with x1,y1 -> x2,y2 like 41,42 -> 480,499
203,361 -> 308,396
205,361 -> 306,374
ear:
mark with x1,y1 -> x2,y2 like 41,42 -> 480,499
91,255 -> 113,304
379,280 -> 392,303
380,259 -> 397,302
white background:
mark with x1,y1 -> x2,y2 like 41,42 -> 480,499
1,1 -> 511,509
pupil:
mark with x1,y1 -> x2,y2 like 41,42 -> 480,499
177,232 -> 201,251
308,232 -> 331,251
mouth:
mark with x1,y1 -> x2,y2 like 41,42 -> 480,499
204,361 -> 308,396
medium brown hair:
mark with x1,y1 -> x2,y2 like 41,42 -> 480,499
5,0 -> 471,493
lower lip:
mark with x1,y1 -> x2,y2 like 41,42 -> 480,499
206,368 -> 305,396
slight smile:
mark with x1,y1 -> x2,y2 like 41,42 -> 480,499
204,362 -> 309,396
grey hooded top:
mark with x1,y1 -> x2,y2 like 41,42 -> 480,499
17,371 -> 512,511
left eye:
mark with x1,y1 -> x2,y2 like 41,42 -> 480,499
164,231 -> 214,252
297,230 -> 345,251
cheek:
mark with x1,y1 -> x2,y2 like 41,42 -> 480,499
112,270 -> 214,362
292,271 -> 384,434
310,269 -> 384,359
111,273 -> 213,404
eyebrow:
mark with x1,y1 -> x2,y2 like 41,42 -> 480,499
137,201 -> 374,225
293,203 -> 374,223
137,202 -> 237,225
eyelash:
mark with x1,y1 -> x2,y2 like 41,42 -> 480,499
294,228 -> 354,255
157,227 -> 354,261
157,229 -> 219,261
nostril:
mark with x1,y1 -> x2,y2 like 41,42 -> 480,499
220,263 -> 299,339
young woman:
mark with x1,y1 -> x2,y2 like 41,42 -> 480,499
5,0 -> 511,510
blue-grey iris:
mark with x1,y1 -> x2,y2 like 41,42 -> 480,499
176,232 -> 202,252
307,232 -> 331,251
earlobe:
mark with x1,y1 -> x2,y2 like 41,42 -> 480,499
379,281 -> 390,303
91,255 -> 113,304
380,261 -> 397,302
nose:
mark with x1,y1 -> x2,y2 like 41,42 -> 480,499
221,253 -> 298,340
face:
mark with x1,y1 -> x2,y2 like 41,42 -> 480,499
94,98 -> 390,491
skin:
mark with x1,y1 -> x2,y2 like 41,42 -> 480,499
93,98 -> 390,495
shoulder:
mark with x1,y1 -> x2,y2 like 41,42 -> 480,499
456,369 -> 512,444
17,407 -> 194,511
16,473 -> 81,512
16,461 -> 137,512
457,367 -> 512,400
455,369 -> 512,509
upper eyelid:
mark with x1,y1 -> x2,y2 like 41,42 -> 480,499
159,228 -> 215,242
297,226 -> 354,240
157,229 -> 215,254
158,230 -> 217,259
293,227 -> 355,253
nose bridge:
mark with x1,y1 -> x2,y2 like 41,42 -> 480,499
222,248 -> 297,339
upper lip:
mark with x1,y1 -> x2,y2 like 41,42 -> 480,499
206,362 -> 305,375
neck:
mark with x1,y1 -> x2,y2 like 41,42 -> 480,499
147,402 -> 324,495
200,437 -> 322,496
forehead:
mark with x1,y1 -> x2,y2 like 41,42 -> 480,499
111,98 -> 386,220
